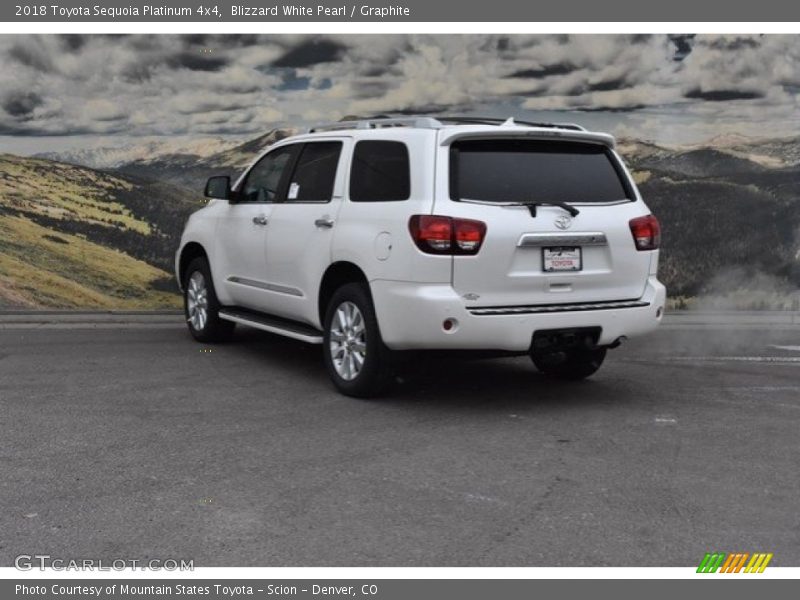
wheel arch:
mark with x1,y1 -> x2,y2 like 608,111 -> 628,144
178,242 -> 209,290
318,262 -> 370,326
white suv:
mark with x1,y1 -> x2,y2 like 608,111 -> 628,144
176,116 -> 665,396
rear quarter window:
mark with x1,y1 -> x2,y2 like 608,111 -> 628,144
287,141 -> 342,203
450,139 -> 631,204
349,140 -> 411,202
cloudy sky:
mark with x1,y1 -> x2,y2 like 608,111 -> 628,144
1,34 -> 799,153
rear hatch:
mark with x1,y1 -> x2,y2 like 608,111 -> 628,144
437,132 -> 652,308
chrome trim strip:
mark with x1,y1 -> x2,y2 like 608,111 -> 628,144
227,276 -> 303,297
218,312 -> 323,344
469,299 -> 648,316
518,232 -> 608,247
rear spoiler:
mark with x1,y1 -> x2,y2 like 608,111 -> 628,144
438,127 -> 616,149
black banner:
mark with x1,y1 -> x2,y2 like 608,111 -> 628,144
3,0 -> 800,22
5,579 -> 799,600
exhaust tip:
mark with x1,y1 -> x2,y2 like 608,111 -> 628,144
608,336 -> 627,349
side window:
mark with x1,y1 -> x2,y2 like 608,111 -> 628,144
239,145 -> 296,203
349,141 -> 411,202
285,142 -> 343,203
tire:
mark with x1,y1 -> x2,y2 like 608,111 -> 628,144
531,347 -> 607,380
183,257 -> 235,343
322,283 -> 393,398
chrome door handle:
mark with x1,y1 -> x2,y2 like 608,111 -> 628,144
314,218 -> 334,229
252,215 -> 268,226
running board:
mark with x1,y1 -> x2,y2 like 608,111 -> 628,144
218,308 -> 323,344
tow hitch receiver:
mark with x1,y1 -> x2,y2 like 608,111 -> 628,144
532,327 -> 602,353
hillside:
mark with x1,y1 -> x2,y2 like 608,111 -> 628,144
635,148 -> 770,179
619,139 -> 800,301
0,154 -> 200,308
705,134 -> 800,168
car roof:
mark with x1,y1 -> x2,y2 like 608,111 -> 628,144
283,116 -> 616,148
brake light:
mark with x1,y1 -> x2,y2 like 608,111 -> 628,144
454,218 -> 485,252
629,214 -> 661,251
409,215 -> 487,255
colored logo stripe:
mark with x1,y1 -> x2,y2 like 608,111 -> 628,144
697,552 -> 773,573
697,553 -> 726,573
745,553 -> 773,573
720,553 -> 748,573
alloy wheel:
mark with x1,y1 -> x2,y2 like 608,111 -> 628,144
329,301 -> 367,380
186,271 -> 209,331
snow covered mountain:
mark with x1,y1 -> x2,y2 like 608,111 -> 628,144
35,136 -> 241,170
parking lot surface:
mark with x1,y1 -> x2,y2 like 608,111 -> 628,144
1,317 -> 798,566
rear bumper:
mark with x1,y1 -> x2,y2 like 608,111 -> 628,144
371,277 -> 666,351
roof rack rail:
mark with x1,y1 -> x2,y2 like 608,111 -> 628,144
306,115 -> 587,133
307,116 -> 443,133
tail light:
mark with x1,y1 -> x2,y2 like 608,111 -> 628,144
629,214 -> 661,251
409,215 -> 487,255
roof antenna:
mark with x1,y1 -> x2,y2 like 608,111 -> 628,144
501,117 -> 515,126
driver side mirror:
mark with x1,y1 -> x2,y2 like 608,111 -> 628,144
204,175 -> 232,200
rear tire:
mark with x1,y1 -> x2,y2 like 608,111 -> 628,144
183,257 -> 235,343
531,347 -> 607,380
323,283 -> 393,398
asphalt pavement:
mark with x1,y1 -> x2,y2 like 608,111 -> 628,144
1,313 -> 799,566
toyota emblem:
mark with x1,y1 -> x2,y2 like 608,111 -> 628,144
554,215 -> 573,230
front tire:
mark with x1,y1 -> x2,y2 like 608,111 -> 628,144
531,347 -> 607,380
323,283 -> 392,398
183,257 -> 235,343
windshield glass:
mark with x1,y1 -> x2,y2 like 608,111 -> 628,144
449,139 -> 631,204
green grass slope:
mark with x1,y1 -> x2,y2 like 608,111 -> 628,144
0,154 -> 199,309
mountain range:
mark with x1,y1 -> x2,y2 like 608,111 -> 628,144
114,129 -> 296,192
34,136 -> 241,170
620,136 -> 800,305
2,130 -> 799,309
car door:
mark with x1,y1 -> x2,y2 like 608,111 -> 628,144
261,139 -> 347,324
214,143 -> 297,310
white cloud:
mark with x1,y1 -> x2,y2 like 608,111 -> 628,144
0,34 -> 798,145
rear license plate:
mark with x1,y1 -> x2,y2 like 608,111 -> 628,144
543,247 -> 582,272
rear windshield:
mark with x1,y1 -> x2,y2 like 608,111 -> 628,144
449,139 -> 631,204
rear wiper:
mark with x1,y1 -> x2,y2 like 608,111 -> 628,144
514,201 -> 580,218
459,198 -> 580,218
